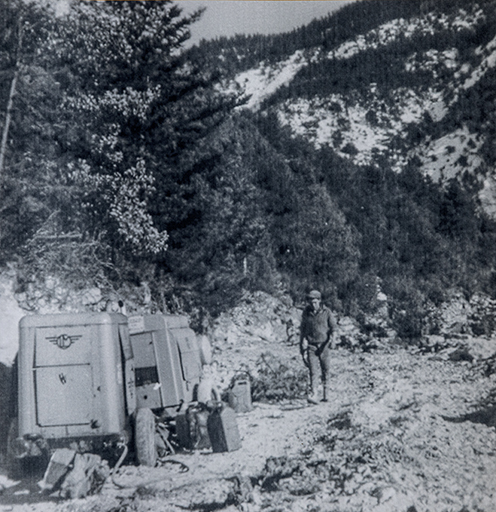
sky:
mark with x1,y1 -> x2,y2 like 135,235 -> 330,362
176,1 -> 355,46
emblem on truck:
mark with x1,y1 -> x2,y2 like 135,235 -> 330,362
46,334 -> 82,349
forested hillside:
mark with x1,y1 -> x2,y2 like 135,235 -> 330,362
2,0 -> 496,340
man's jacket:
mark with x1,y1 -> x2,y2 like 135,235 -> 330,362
300,305 -> 337,348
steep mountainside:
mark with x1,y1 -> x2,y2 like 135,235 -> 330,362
200,1 -> 496,217
4,0 -> 496,349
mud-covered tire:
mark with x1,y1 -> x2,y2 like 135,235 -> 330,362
134,408 -> 157,467
195,381 -> 220,404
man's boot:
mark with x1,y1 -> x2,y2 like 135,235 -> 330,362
307,379 -> 318,404
307,391 -> 318,405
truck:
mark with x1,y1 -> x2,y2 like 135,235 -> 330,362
7,311 -> 215,474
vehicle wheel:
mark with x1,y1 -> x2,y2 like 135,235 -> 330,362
196,380 -> 220,404
134,408 -> 157,467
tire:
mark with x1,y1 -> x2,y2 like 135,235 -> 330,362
196,380 -> 220,404
134,408 -> 157,467
6,418 -> 50,479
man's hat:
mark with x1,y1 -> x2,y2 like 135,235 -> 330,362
306,290 -> 321,300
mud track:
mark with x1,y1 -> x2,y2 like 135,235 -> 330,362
1,344 -> 496,512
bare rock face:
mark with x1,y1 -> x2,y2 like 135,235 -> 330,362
210,291 -> 364,350
0,269 -> 25,366
425,291 -> 472,336
14,276 -> 109,315
211,291 -> 301,347
208,291 -> 302,389
468,293 -> 496,337
424,291 -> 496,338
419,292 -> 496,363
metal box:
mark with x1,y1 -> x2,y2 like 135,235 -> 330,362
227,375 -> 253,413
128,314 -> 202,415
207,405 -> 241,453
17,313 -> 135,450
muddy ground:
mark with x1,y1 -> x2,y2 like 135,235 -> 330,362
1,332 -> 496,512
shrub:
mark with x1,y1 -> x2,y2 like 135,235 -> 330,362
251,353 -> 307,402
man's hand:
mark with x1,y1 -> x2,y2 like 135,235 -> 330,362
300,339 -> 309,366
302,350 -> 309,367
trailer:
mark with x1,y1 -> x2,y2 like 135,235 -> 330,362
7,312 -> 214,473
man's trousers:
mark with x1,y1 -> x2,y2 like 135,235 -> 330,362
306,344 -> 332,398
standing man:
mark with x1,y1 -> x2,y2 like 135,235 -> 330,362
300,290 -> 338,404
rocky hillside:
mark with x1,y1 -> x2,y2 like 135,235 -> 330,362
211,1 -> 496,217
3,0 -> 496,342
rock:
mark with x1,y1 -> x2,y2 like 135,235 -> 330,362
211,291 -> 301,347
0,272 -> 24,365
448,347 -> 474,362
39,450 -> 109,499
59,453 -> 109,499
81,287 -> 102,306
424,291 -> 496,338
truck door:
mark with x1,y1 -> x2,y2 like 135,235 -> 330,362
173,329 -> 202,385
119,324 -> 136,416
34,326 -> 94,427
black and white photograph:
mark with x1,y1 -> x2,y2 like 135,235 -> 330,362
1,0 -> 496,510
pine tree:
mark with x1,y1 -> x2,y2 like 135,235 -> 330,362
50,0 -> 238,258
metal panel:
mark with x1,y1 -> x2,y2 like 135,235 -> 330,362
118,324 -> 136,416
163,315 -> 189,329
130,316 -> 190,411
130,332 -> 156,368
35,326 -> 91,367
18,313 -> 130,439
35,365 -> 93,426
174,329 -> 202,382
130,331 -> 162,409
135,382 -> 163,410
153,327 -> 186,409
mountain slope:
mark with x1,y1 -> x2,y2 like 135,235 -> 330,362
211,1 -> 496,217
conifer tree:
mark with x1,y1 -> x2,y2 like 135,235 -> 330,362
50,0 -> 238,258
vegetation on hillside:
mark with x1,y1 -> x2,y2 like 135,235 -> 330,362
1,0 -> 238,291
2,0 -> 496,339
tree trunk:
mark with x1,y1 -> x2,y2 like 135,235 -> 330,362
0,66 -> 20,179
0,19 -> 23,182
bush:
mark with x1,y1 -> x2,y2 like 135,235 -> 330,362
251,353 -> 307,402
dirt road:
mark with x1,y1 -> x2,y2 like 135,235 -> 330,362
1,342 -> 496,512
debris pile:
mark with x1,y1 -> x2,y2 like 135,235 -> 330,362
39,449 -> 109,500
